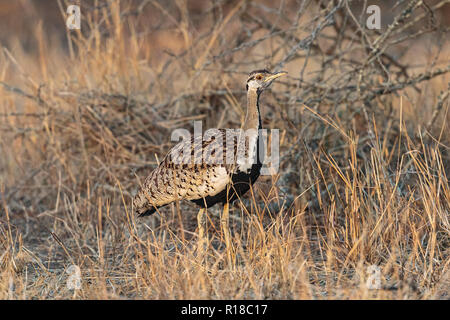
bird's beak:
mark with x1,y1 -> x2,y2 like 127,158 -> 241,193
264,71 -> 288,82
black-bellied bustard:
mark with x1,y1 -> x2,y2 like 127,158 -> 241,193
133,70 -> 286,257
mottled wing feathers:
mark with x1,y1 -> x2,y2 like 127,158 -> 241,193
133,130 -> 233,215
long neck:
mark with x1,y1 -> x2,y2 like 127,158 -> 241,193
243,88 -> 261,131
235,87 -> 263,172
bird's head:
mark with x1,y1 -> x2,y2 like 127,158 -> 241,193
246,69 -> 287,91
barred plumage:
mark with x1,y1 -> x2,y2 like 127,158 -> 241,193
133,132 -> 231,215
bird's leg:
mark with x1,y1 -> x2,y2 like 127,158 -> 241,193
221,202 -> 233,266
196,208 -> 207,259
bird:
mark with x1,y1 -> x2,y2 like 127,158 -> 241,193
133,69 -> 287,254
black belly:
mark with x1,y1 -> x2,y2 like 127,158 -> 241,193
191,162 -> 262,208
192,131 -> 264,208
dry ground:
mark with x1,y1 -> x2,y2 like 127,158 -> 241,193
0,0 -> 449,299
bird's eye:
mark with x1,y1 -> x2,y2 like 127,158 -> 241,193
256,75 -> 263,80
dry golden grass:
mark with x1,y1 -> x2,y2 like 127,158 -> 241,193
0,0 -> 449,299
